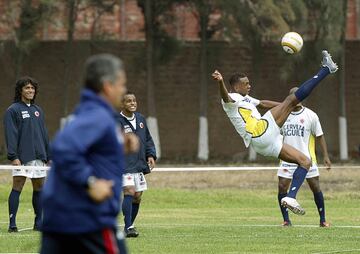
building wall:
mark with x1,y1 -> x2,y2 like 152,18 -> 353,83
0,41 -> 358,161
0,0 -> 358,41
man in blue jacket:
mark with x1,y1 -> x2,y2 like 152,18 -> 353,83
117,92 -> 157,238
3,77 -> 50,232
41,54 -> 137,254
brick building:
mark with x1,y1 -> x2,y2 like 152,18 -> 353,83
0,0 -> 359,161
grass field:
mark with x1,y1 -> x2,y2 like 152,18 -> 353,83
0,167 -> 359,253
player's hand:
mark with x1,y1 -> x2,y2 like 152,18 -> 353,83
87,178 -> 114,203
11,159 -> 21,166
147,156 -> 156,171
212,70 -> 223,82
124,133 -> 139,154
324,156 -> 331,170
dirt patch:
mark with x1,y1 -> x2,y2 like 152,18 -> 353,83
1,167 -> 359,192
147,168 -> 360,191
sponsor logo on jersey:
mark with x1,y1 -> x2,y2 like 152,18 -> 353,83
123,125 -> 133,133
283,124 -> 304,137
21,111 -> 30,119
242,97 -> 251,103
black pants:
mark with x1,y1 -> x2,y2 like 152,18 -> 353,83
40,228 -> 127,254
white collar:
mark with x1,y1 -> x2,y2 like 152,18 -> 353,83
120,112 -> 135,121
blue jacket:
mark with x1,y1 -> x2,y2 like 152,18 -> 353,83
116,112 -> 156,174
41,89 -> 125,234
3,102 -> 50,164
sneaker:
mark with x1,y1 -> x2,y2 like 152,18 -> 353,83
320,221 -> 331,227
8,226 -> 18,233
281,197 -> 306,216
321,50 -> 338,73
282,221 -> 292,227
125,227 -> 139,238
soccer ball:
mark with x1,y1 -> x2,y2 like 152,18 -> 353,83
281,32 -> 303,54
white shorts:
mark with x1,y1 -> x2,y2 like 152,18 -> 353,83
122,172 -> 148,192
277,163 -> 320,179
12,160 -> 47,178
251,111 -> 283,158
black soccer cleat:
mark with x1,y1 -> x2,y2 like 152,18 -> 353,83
125,227 -> 139,238
8,226 -> 18,233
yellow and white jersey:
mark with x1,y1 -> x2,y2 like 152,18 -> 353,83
222,93 -> 261,147
280,106 -> 323,169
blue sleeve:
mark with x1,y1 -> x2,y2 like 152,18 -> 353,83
145,125 -> 157,160
51,111 -> 110,187
3,108 -> 19,161
39,107 -> 51,161
43,114 -> 51,162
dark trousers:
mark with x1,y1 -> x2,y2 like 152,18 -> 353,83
40,228 -> 127,254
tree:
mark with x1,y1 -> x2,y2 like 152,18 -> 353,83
3,0 -> 55,77
186,0 -> 220,160
61,0 -> 80,118
137,0 -> 182,158
61,0 -> 117,118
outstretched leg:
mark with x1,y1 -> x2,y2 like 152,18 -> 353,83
271,50 -> 338,127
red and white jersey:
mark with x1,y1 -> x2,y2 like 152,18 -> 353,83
280,106 -> 323,169
222,93 -> 260,147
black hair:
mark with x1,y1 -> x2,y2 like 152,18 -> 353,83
124,91 -> 135,96
14,76 -> 38,103
229,73 -> 247,87
84,54 -> 124,93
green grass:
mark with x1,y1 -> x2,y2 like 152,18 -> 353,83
0,182 -> 360,253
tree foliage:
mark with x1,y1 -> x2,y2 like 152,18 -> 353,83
137,0 -> 181,65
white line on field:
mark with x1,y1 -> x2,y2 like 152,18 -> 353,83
1,165 -> 360,171
1,223 -> 360,229
121,223 -> 360,229
18,227 -> 33,232
312,249 -> 360,254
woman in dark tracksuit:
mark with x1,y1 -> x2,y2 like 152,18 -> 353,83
117,92 -> 157,238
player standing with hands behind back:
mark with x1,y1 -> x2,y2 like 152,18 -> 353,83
117,92 -> 156,237
4,77 -> 50,232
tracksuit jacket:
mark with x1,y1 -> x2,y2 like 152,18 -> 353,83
3,102 -> 50,164
116,112 -> 156,174
41,89 -> 125,233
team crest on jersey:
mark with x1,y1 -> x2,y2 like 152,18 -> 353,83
300,119 -> 304,124
34,111 -> 40,117
139,122 -> 144,128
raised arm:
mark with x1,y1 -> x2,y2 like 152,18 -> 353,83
258,100 -> 281,109
316,135 -> 331,170
212,70 -> 234,103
